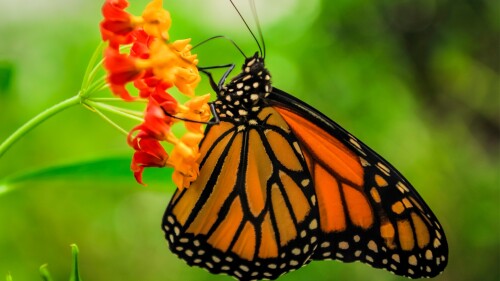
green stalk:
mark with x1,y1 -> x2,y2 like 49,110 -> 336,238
85,100 -> 144,122
80,42 -> 105,91
0,96 -> 80,158
91,107 -> 129,136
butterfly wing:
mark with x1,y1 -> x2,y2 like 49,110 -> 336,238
269,88 -> 448,278
163,107 -> 319,280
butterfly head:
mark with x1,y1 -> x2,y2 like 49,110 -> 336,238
242,52 -> 265,74
215,53 -> 272,121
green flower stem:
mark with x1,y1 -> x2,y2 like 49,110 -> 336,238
85,100 -> 144,122
85,60 -> 105,88
80,42 -> 105,91
0,95 -> 81,158
81,76 -> 107,97
108,107 -> 144,118
90,97 -> 148,103
91,107 -> 129,136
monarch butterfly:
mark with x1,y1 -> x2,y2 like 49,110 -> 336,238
162,5 -> 448,281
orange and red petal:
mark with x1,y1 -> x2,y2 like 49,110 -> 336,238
130,138 -> 168,184
109,84 -> 135,101
134,69 -> 173,99
130,29 -> 155,59
130,100 -> 174,142
104,48 -> 144,99
151,89 -> 177,113
100,0 -> 136,46
142,110 -> 173,141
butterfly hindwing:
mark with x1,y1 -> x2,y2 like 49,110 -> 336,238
163,106 -> 320,280
269,88 -> 448,278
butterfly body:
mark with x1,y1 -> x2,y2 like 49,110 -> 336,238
163,53 -> 448,280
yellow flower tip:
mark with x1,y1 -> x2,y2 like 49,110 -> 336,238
172,171 -> 185,190
174,141 -> 196,158
134,58 -> 152,70
147,39 -> 202,97
175,94 -> 211,133
187,94 -> 211,108
170,161 -> 199,191
167,130 -> 206,190
175,80 -> 198,97
144,36 -> 201,96
181,132 -> 205,147
173,168 -> 198,191
188,94 -> 211,119
176,104 -> 189,112
165,132 -> 179,145
172,38 -> 192,51
142,0 -> 171,39
130,15 -> 145,26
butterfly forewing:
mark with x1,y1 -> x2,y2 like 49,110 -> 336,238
270,89 -> 448,278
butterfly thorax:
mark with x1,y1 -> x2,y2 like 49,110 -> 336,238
213,53 -> 272,122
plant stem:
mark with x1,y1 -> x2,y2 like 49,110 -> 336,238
85,100 -> 144,122
91,107 -> 129,136
89,97 -> 147,103
83,75 -> 107,97
0,96 -> 80,158
81,42 -> 105,91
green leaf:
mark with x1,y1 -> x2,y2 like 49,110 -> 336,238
69,244 -> 82,281
0,156 -> 173,195
5,273 -> 13,281
39,264 -> 54,281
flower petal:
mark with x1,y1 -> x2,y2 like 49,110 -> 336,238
100,0 -> 135,47
141,0 -> 171,39
104,48 -> 144,100
130,137 -> 169,185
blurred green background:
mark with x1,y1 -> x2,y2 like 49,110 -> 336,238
0,0 -> 498,280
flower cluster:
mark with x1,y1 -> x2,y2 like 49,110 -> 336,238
100,0 -> 210,189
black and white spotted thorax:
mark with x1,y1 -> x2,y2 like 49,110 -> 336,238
213,53 -> 272,122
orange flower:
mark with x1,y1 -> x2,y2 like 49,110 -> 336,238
100,0 -> 170,48
140,0 -> 171,40
101,0 -> 201,100
103,36 -> 201,100
130,29 -> 154,59
176,94 -> 211,133
168,132 -> 205,190
100,0 -> 211,189
103,47 -> 144,100
147,39 -> 201,97
100,0 -> 135,48
133,69 -> 172,99
129,99 -> 176,142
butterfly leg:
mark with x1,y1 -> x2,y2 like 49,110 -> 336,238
217,63 -> 235,88
207,102 -> 221,124
198,63 -> 236,91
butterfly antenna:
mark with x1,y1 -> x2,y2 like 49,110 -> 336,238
193,35 -> 247,59
249,0 -> 266,58
229,0 -> 263,57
